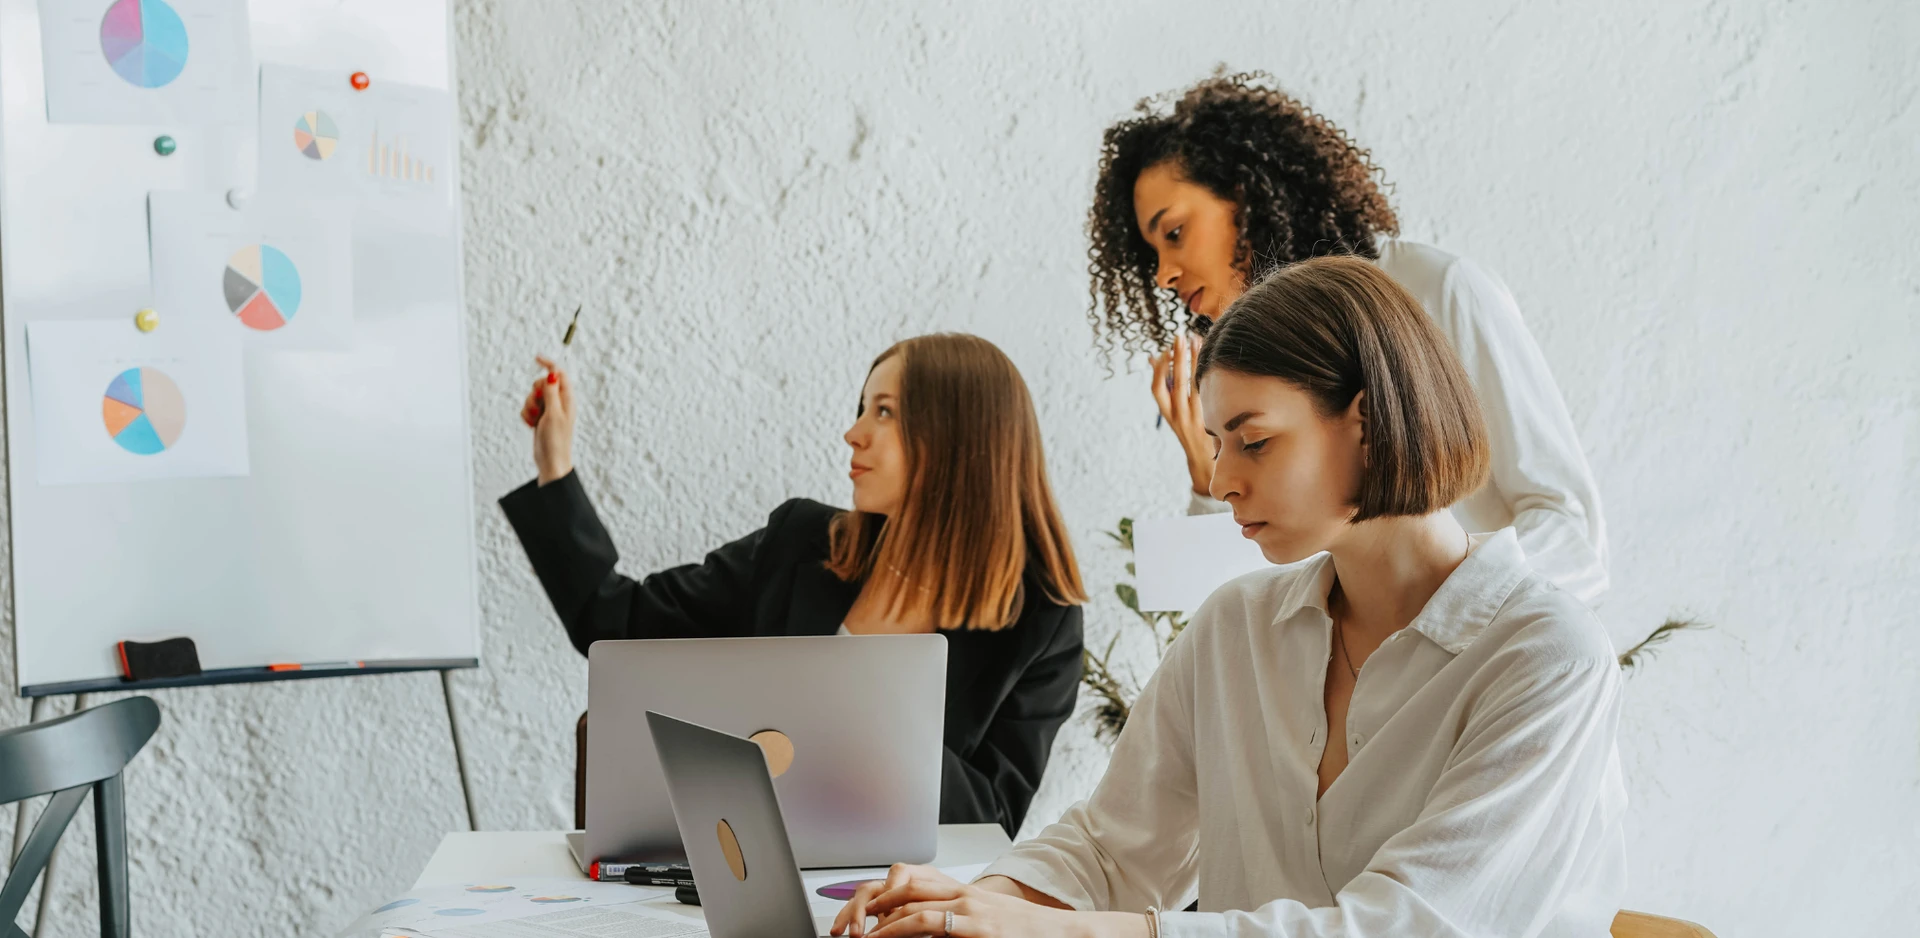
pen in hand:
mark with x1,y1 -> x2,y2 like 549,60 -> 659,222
524,304 -> 582,427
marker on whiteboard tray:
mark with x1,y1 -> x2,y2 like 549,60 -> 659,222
525,305 -> 583,427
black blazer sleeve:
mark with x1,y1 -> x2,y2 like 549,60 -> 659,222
940,603 -> 1084,836
499,471 -> 791,654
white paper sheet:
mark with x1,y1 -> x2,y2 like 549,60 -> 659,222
257,63 -> 455,223
333,880 -> 682,938
36,0 -> 252,125
340,863 -> 995,938
413,907 -> 707,938
26,318 -> 247,485
801,862 -> 992,924
1132,513 -> 1274,613
148,190 -> 353,348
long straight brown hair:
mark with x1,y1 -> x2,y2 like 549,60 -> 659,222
825,334 -> 1086,630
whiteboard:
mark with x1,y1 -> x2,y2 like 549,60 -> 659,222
1,0 -> 479,693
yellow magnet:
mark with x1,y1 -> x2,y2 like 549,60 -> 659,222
135,308 -> 159,332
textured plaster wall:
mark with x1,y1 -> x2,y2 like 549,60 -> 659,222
4,1 -> 1916,936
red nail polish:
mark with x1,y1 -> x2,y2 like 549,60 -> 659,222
548,372 -> 558,384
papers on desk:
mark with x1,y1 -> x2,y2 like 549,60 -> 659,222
1132,513 -> 1272,613
334,880 -> 698,938
390,907 -> 704,938
799,863 -> 989,921
340,863 -> 996,938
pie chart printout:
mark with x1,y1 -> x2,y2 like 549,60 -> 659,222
99,0 -> 189,89
816,880 -> 882,901
224,244 -> 302,331
294,110 -> 339,160
102,367 -> 186,455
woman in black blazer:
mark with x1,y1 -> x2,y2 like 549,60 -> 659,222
502,333 -> 1087,836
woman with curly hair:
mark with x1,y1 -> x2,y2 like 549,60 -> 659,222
1090,73 -> 1609,602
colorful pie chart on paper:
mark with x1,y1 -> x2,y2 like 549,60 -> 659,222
102,367 -> 186,455
99,0 -> 189,89
223,244 -> 302,331
294,110 -> 339,160
463,885 -> 514,893
528,896 -> 583,904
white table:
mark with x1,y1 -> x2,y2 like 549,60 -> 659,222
413,825 -> 1013,932
415,825 -> 1011,887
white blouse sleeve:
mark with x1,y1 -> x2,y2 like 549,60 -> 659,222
1158,657 -> 1625,938
979,627 -> 1202,912
1433,259 -> 1610,604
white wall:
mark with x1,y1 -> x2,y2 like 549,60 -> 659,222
6,1 -> 1916,936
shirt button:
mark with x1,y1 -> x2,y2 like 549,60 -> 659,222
1305,810 -> 1315,826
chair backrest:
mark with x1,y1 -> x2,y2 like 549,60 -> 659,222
1612,910 -> 1718,938
0,696 -> 161,938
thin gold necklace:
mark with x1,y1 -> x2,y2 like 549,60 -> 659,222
1334,613 -> 1360,680
1330,530 -> 1471,682
1330,584 -> 1360,680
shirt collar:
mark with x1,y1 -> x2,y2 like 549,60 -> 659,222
1282,528 -> 1533,656
1279,551 -> 1339,619
1405,528 -> 1532,654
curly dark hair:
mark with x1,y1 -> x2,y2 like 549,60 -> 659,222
1086,71 -> 1400,361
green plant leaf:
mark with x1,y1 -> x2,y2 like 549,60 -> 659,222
1618,616 -> 1708,672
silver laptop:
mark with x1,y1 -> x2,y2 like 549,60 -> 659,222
570,634 -> 946,871
648,710 -> 839,938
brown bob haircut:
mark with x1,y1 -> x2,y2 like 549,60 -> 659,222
826,334 -> 1086,630
1195,256 -> 1490,519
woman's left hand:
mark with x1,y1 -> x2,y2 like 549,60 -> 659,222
834,865 -> 1087,938
1151,332 -> 1213,497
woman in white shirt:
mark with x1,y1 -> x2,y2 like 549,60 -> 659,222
835,256 -> 1626,938
1086,72 -> 1609,603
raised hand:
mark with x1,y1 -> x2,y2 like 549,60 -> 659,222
1150,332 -> 1213,497
521,356 -> 575,484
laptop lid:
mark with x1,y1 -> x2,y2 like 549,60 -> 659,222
647,710 -> 818,938
585,634 -> 946,867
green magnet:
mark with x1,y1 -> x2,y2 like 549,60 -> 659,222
153,135 -> 176,156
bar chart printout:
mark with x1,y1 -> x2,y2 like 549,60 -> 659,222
366,129 -> 436,184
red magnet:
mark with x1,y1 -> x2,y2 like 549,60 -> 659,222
350,71 -> 370,91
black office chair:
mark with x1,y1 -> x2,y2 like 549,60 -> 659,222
0,696 -> 161,938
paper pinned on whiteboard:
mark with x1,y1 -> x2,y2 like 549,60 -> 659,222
26,319 -> 248,485
257,63 -> 456,223
36,0 -> 253,125
1133,513 -> 1273,613
148,190 -> 354,349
